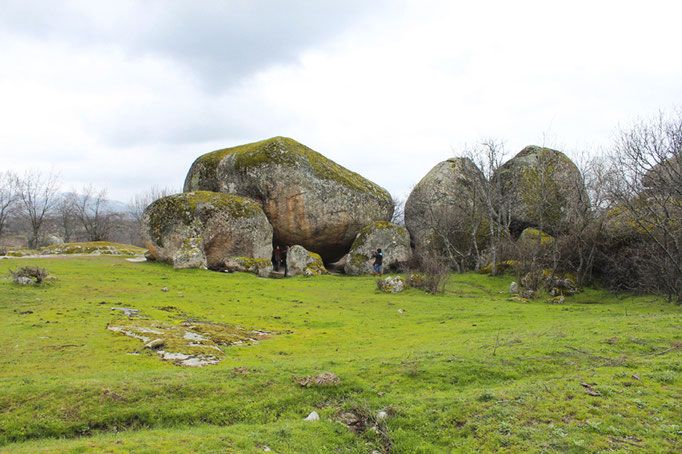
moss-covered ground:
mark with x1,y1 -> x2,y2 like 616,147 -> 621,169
0,257 -> 680,453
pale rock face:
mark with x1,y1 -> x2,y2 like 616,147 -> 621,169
285,245 -> 327,276
142,191 -> 272,270
404,157 -> 486,256
344,221 -> 412,275
493,146 -> 587,234
183,137 -> 393,262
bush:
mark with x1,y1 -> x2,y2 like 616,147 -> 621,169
408,251 -> 449,294
10,266 -> 49,285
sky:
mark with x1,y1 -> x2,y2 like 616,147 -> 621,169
1,0 -> 681,203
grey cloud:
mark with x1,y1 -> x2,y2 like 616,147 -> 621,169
1,0 -> 394,90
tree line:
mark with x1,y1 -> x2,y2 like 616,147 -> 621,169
0,171 -> 173,250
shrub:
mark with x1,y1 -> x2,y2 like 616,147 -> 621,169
10,266 -> 49,285
408,251 -> 449,294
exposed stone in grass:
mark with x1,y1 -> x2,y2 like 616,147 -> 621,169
107,315 -> 271,367
295,371 -> 340,387
377,276 -> 405,293
183,137 -> 393,262
39,241 -> 146,256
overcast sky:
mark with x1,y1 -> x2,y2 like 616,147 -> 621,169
1,0 -> 681,202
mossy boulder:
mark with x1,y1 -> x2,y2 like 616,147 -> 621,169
404,157 -> 487,257
142,191 -> 272,270
344,221 -> 412,275
183,137 -> 393,262
493,146 -> 587,234
224,257 -> 273,278
286,245 -> 327,276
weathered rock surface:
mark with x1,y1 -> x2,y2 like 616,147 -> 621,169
286,245 -> 327,276
183,137 -> 393,262
376,275 -> 405,293
405,157 -> 486,256
142,191 -> 272,269
224,256 -> 273,277
344,221 -> 412,275
494,146 -> 587,234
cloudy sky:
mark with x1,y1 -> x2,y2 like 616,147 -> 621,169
1,0 -> 680,202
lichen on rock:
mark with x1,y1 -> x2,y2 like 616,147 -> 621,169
286,245 -> 327,276
183,137 -> 394,262
344,221 -> 412,275
142,191 -> 272,270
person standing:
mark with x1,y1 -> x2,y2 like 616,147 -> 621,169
281,245 -> 289,277
273,246 -> 281,271
372,248 -> 383,275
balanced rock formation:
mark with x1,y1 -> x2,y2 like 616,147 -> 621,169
344,221 -> 412,275
142,191 -> 272,269
405,157 -> 486,256
183,137 -> 393,262
494,146 -> 587,234
286,245 -> 327,276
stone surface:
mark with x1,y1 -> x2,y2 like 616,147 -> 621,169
344,221 -> 412,275
286,245 -> 327,276
404,157 -> 486,257
304,411 -> 320,421
142,191 -> 272,270
183,137 -> 393,262
376,276 -> 405,293
224,256 -> 273,277
494,145 -> 587,234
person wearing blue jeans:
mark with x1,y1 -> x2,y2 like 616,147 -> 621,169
372,248 -> 383,275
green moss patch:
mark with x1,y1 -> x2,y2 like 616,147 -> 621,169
194,137 -> 390,199
146,191 -> 263,246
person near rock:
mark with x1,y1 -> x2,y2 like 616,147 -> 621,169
281,245 -> 289,277
372,248 -> 383,275
273,246 -> 281,271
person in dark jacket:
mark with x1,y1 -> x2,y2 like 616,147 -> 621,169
273,246 -> 281,271
372,248 -> 383,275
281,245 -> 289,277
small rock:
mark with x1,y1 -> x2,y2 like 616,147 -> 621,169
263,447 -> 271,452
161,287 -> 169,292
376,410 -> 388,420
304,411 -> 320,421
632,374 -> 640,380
509,281 -> 519,294
14,276 -> 34,286
144,339 -> 165,349
397,308 -> 405,315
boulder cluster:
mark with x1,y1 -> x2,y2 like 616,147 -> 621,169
142,137 -> 400,274
143,137 -> 587,278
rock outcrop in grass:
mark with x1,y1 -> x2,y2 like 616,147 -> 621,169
183,136 -> 394,262
344,221 -> 411,275
142,191 -> 272,269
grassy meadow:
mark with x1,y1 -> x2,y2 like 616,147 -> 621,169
0,256 -> 680,453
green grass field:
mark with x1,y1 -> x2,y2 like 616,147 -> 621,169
0,256 -> 680,453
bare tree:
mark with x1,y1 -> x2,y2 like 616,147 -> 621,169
127,186 -> 174,245
55,192 -> 79,242
465,139 -> 513,275
72,185 -> 116,241
608,111 -> 682,302
0,170 -> 19,241
16,169 -> 60,249
391,195 -> 406,226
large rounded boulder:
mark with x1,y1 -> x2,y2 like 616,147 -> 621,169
494,146 -> 587,234
184,137 -> 393,262
405,157 -> 486,257
142,191 -> 272,269
344,221 -> 412,275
